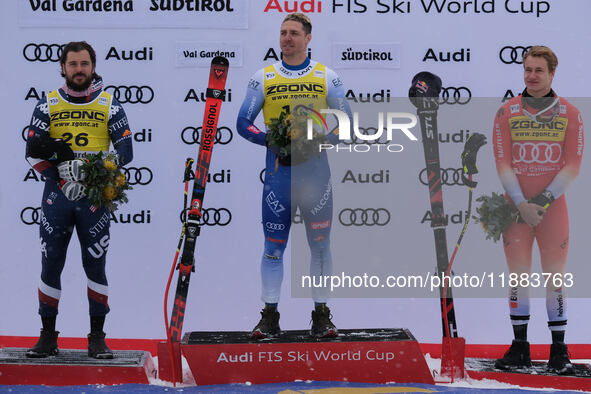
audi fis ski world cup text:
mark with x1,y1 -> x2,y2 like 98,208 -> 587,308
216,349 -> 396,364
263,0 -> 550,17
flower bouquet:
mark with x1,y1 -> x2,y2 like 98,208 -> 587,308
266,106 -> 328,167
473,192 -> 518,242
80,152 -> 131,211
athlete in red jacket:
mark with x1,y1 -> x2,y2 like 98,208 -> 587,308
493,46 -> 584,374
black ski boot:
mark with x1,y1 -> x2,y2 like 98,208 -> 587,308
26,329 -> 59,358
251,307 -> 280,339
495,340 -> 531,370
310,305 -> 338,338
548,342 -> 574,375
88,331 -> 114,359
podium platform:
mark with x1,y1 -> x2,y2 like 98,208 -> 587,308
177,328 -> 434,385
466,357 -> 591,391
0,348 -> 156,385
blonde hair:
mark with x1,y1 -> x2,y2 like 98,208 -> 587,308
282,13 -> 312,34
523,46 -> 558,73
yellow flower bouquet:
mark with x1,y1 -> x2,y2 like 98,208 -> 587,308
266,106 -> 328,167
80,152 -> 131,211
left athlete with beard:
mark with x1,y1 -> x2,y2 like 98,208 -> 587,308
25,41 -> 133,359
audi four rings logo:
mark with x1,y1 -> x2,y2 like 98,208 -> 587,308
266,222 -> 286,230
343,127 -> 389,145
23,43 -> 63,62
181,126 -> 233,145
338,208 -> 390,226
441,87 -> 471,105
512,142 -> 562,164
419,168 -> 465,186
499,46 -> 531,64
21,207 -> 42,225
122,167 -> 153,185
260,168 -> 266,184
179,208 -> 232,226
105,85 -> 154,104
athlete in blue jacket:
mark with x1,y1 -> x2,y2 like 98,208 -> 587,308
237,13 -> 351,338
25,41 -> 133,358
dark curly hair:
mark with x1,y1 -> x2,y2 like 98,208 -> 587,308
59,41 -> 101,80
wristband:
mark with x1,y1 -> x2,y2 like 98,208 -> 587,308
529,189 -> 555,209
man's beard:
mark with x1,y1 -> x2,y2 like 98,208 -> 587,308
65,73 -> 93,92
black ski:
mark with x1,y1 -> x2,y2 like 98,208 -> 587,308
168,56 -> 229,342
409,72 -> 458,338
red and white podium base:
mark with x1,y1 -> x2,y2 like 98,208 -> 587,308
0,347 -> 156,385
169,328 -> 434,385
466,357 -> 591,391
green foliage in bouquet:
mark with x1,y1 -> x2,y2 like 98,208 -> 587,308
266,109 -> 327,166
80,152 -> 131,212
474,192 -> 517,242
267,111 -> 293,159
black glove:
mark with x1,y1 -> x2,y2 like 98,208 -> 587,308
27,134 -> 75,163
529,189 -> 555,209
461,133 -> 487,187
408,71 -> 442,110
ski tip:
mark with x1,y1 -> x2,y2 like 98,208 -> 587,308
212,56 -> 229,67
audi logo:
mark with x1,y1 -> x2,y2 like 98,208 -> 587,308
512,142 -> 561,164
23,43 -> 63,62
260,168 -> 266,184
179,207 -> 232,226
122,167 -> 153,185
342,126 -> 389,145
440,87 -> 471,105
181,126 -> 233,145
499,46 -> 531,65
22,126 -> 29,142
21,207 -> 42,225
266,222 -> 286,230
419,168 -> 464,186
105,85 -> 154,104
338,208 -> 390,226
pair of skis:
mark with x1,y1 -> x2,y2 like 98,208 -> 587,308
410,72 -> 486,379
163,56 -> 229,383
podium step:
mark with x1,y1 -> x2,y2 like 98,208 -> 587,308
466,357 -> 591,391
0,347 -> 156,385
180,328 -> 434,385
